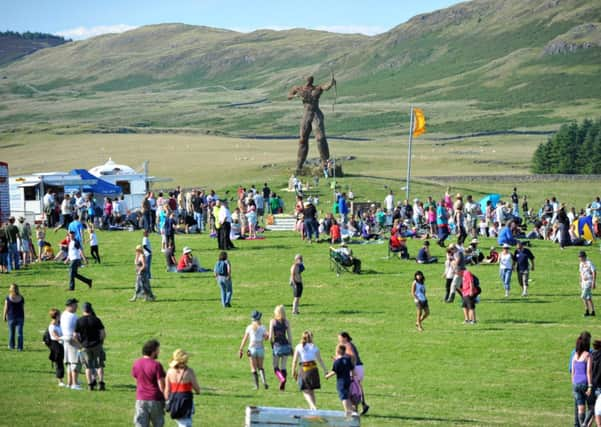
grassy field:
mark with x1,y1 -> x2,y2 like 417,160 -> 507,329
0,214 -> 594,426
1,127 -> 599,426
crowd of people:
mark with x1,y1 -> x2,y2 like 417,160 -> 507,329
4,180 -> 601,426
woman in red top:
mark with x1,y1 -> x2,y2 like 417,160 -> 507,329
164,349 -> 201,426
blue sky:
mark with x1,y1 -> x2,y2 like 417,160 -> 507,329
2,0 -> 461,39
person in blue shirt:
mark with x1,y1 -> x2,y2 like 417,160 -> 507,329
497,220 -> 518,246
68,214 -> 86,246
513,241 -> 535,297
416,241 -> 438,264
436,200 -> 449,247
338,193 -> 349,225
326,344 -> 356,416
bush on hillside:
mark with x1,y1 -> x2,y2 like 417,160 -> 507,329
0,30 -> 69,42
531,118 -> 601,174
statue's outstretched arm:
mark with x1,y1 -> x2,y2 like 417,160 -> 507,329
320,77 -> 336,91
288,86 -> 300,100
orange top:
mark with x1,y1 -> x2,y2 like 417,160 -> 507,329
169,381 -> 193,393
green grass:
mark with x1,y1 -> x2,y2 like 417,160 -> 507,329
0,218 -> 593,426
1,127 -> 599,425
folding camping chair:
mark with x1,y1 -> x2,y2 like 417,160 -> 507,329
329,247 -> 352,276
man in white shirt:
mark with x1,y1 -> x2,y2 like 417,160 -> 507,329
75,192 -> 86,222
464,195 -> 479,238
218,201 -> 235,250
118,196 -> 128,222
43,189 -> 56,227
68,231 -> 92,291
551,197 -> 560,224
254,192 -> 265,224
60,298 -> 81,389
384,191 -> 394,214
495,202 -> 507,226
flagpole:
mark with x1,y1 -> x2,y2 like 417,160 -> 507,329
406,105 -> 414,201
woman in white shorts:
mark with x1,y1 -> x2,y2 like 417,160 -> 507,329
239,310 -> 269,390
339,332 -> 370,415
591,339 -> 601,426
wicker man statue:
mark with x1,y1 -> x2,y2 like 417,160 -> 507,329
288,75 -> 336,175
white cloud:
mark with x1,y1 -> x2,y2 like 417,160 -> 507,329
56,24 -> 138,40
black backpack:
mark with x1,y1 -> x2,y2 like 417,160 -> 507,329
472,274 -> 482,296
216,260 -> 228,276
42,329 -> 52,348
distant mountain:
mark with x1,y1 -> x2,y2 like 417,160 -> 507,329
0,31 -> 69,66
1,0 -> 600,136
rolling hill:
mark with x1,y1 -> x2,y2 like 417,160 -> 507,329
0,0 -> 600,137
0,31 -> 69,66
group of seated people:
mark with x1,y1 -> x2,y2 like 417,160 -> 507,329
388,231 -> 499,265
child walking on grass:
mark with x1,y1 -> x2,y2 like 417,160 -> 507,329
579,251 -> 596,317
326,344 -> 357,416
88,226 -> 100,263
411,270 -> 429,332
36,224 -> 46,263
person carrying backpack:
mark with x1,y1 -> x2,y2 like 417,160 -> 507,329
214,251 -> 232,308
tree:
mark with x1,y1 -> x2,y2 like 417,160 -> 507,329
531,118 -> 601,174
531,140 -> 550,173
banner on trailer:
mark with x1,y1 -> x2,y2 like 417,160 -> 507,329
0,162 -> 9,224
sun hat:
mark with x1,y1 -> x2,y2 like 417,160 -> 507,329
502,243 -> 511,249
251,310 -> 262,321
183,247 -> 192,254
471,238 -> 479,244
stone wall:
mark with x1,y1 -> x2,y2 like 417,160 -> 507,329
417,174 -> 601,184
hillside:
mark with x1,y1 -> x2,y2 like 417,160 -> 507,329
0,31 -> 69,66
1,0 -> 600,137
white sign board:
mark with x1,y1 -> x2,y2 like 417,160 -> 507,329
245,406 -> 360,427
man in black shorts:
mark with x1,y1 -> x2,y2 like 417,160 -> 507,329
74,302 -> 106,391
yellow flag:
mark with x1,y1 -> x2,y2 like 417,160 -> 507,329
413,108 -> 426,138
